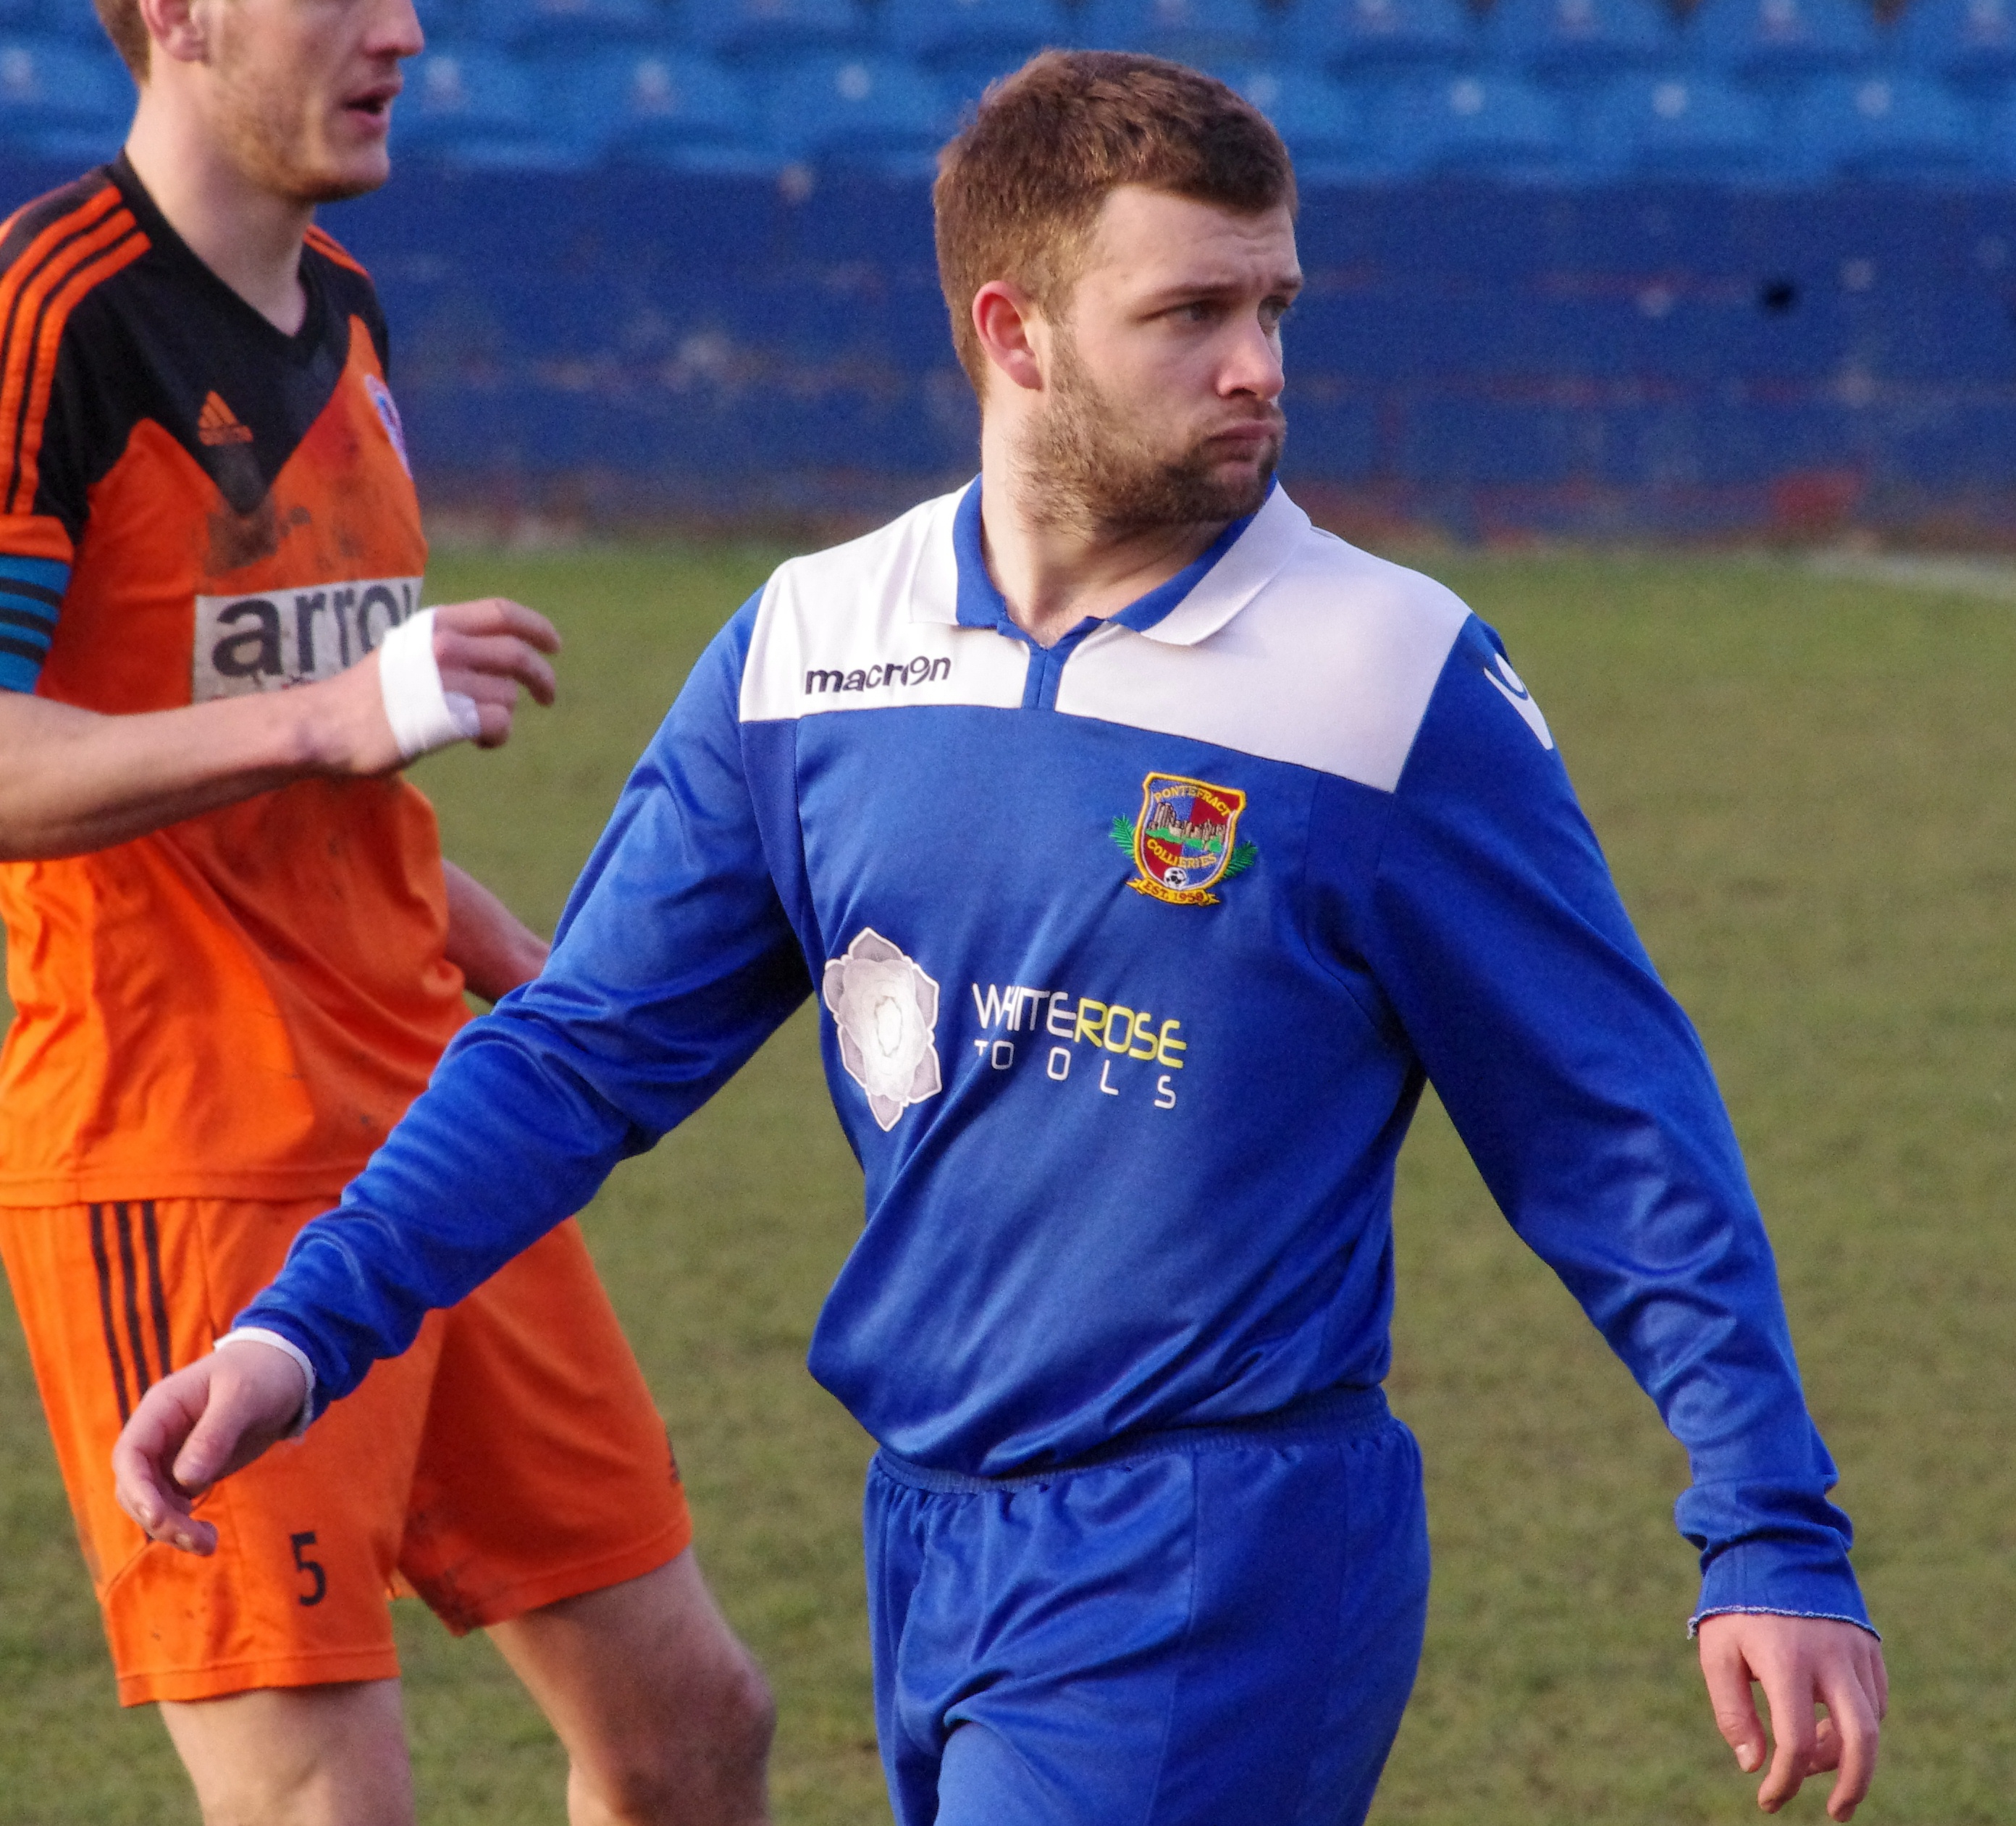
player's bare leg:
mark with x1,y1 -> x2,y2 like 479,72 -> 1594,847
159,1680 -> 413,1826
487,1552 -> 774,1826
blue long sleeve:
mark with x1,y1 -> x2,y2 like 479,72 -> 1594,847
239,598 -> 810,1405
1343,619 -> 1863,1631
235,484 -> 1867,1631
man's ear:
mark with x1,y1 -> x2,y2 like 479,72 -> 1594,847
972,282 -> 1048,397
135,0 -> 210,67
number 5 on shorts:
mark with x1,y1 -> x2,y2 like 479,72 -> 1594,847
290,1531 -> 327,1607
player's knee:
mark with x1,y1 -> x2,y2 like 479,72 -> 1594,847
718,1645 -> 778,1768
679,1638 -> 776,1785
575,1649 -> 774,1826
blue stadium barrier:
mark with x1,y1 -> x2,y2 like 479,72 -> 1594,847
1484,0 -> 1682,88
1684,0 -> 1885,88
1895,0 -> 2016,91
315,164 -> 2016,539
0,35 -> 130,161
1975,77 -> 2016,171
1280,0 -> 1484,79
17,1 -> 2016,544
1279,388 -> 1383,480
1786,72 -> 1984,185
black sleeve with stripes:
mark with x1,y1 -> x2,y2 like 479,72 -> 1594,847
0,316 -> 88,693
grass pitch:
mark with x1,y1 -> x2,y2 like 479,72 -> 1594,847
1,539 -> 2011,1823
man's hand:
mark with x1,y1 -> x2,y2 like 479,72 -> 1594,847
317,597 -> 561,775
110,1342 -> 310,1556
1699,1612 -> 1887,1821
427,596 -> 561,749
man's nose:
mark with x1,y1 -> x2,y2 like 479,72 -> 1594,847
1222,315 -> 1285,400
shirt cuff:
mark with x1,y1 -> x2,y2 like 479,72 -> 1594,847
1689,1536 -> 1876,1641
214,1327 -> 316,1439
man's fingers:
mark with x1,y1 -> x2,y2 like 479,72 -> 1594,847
1699,1627 -> 1769,1775
110,1365 -> 221,1554
1755,1662 -> 1819,1813
112,1344 -> 306,1555
170,1379 -> 259,1493
430,596 -> 562,654
435,631 -> 559,707
1820,1662 -> 1883,1822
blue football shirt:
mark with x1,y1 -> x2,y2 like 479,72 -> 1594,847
240,481 -> 1869,1632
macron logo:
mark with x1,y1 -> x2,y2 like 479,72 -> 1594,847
805,656 -> 952,695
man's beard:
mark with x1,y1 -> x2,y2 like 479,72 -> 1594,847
211,35 -> 385,206
1017,329 -> 1285,536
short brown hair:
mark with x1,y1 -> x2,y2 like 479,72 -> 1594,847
96,0 -> 149,80
933,51 -> 1296,397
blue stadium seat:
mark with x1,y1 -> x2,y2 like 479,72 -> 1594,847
32,2 -> 124,37
0,35 -> 130,160
1785,73 -> 1983,184
1970,80 -> 2016,174
1684,0 -> 1883,88
557,49 -> 768,170
878,0 -> 1071,68
1077,0 -> 1277,65
1379,72 -> 1574,179
691,0 -> 868,63
482,0 -> 670,51
411,0 -> 469,39
1280,0 -> 1482,77
1217,67 -> 1390,180
392,45 -> 590,170
1894,0 -> 2016,91
1484,0 -> 1681,87
1580,72 -> 1775,180
765,53 -> 952,174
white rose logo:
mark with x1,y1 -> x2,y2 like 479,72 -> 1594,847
821,929 -> 943,1132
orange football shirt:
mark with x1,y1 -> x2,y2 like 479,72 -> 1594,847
0,158 -> 469,1204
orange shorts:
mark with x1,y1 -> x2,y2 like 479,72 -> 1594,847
0,1197 -> 692,1707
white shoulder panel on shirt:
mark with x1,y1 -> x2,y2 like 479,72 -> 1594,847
739,487 -> 1028,723
1053,501 -> 1472,794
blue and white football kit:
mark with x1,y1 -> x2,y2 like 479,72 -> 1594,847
238,481 -> 1871,1825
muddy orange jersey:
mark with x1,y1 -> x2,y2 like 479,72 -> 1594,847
0,157 -> 468,1204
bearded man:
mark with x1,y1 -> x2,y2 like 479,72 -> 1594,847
0,3 -> 773,1823
114,49 -> 1884,1826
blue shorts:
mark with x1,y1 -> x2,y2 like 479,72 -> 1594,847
865,1387 -> 1430,1826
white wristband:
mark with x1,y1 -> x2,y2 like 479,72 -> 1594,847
377,607 -> 482,761
214,1328 -> 316,1437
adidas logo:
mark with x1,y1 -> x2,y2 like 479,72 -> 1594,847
198,392 -> 253,447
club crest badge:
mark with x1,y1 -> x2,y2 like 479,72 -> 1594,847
364,374 -> 413,479
1111,773 -> 1256,907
